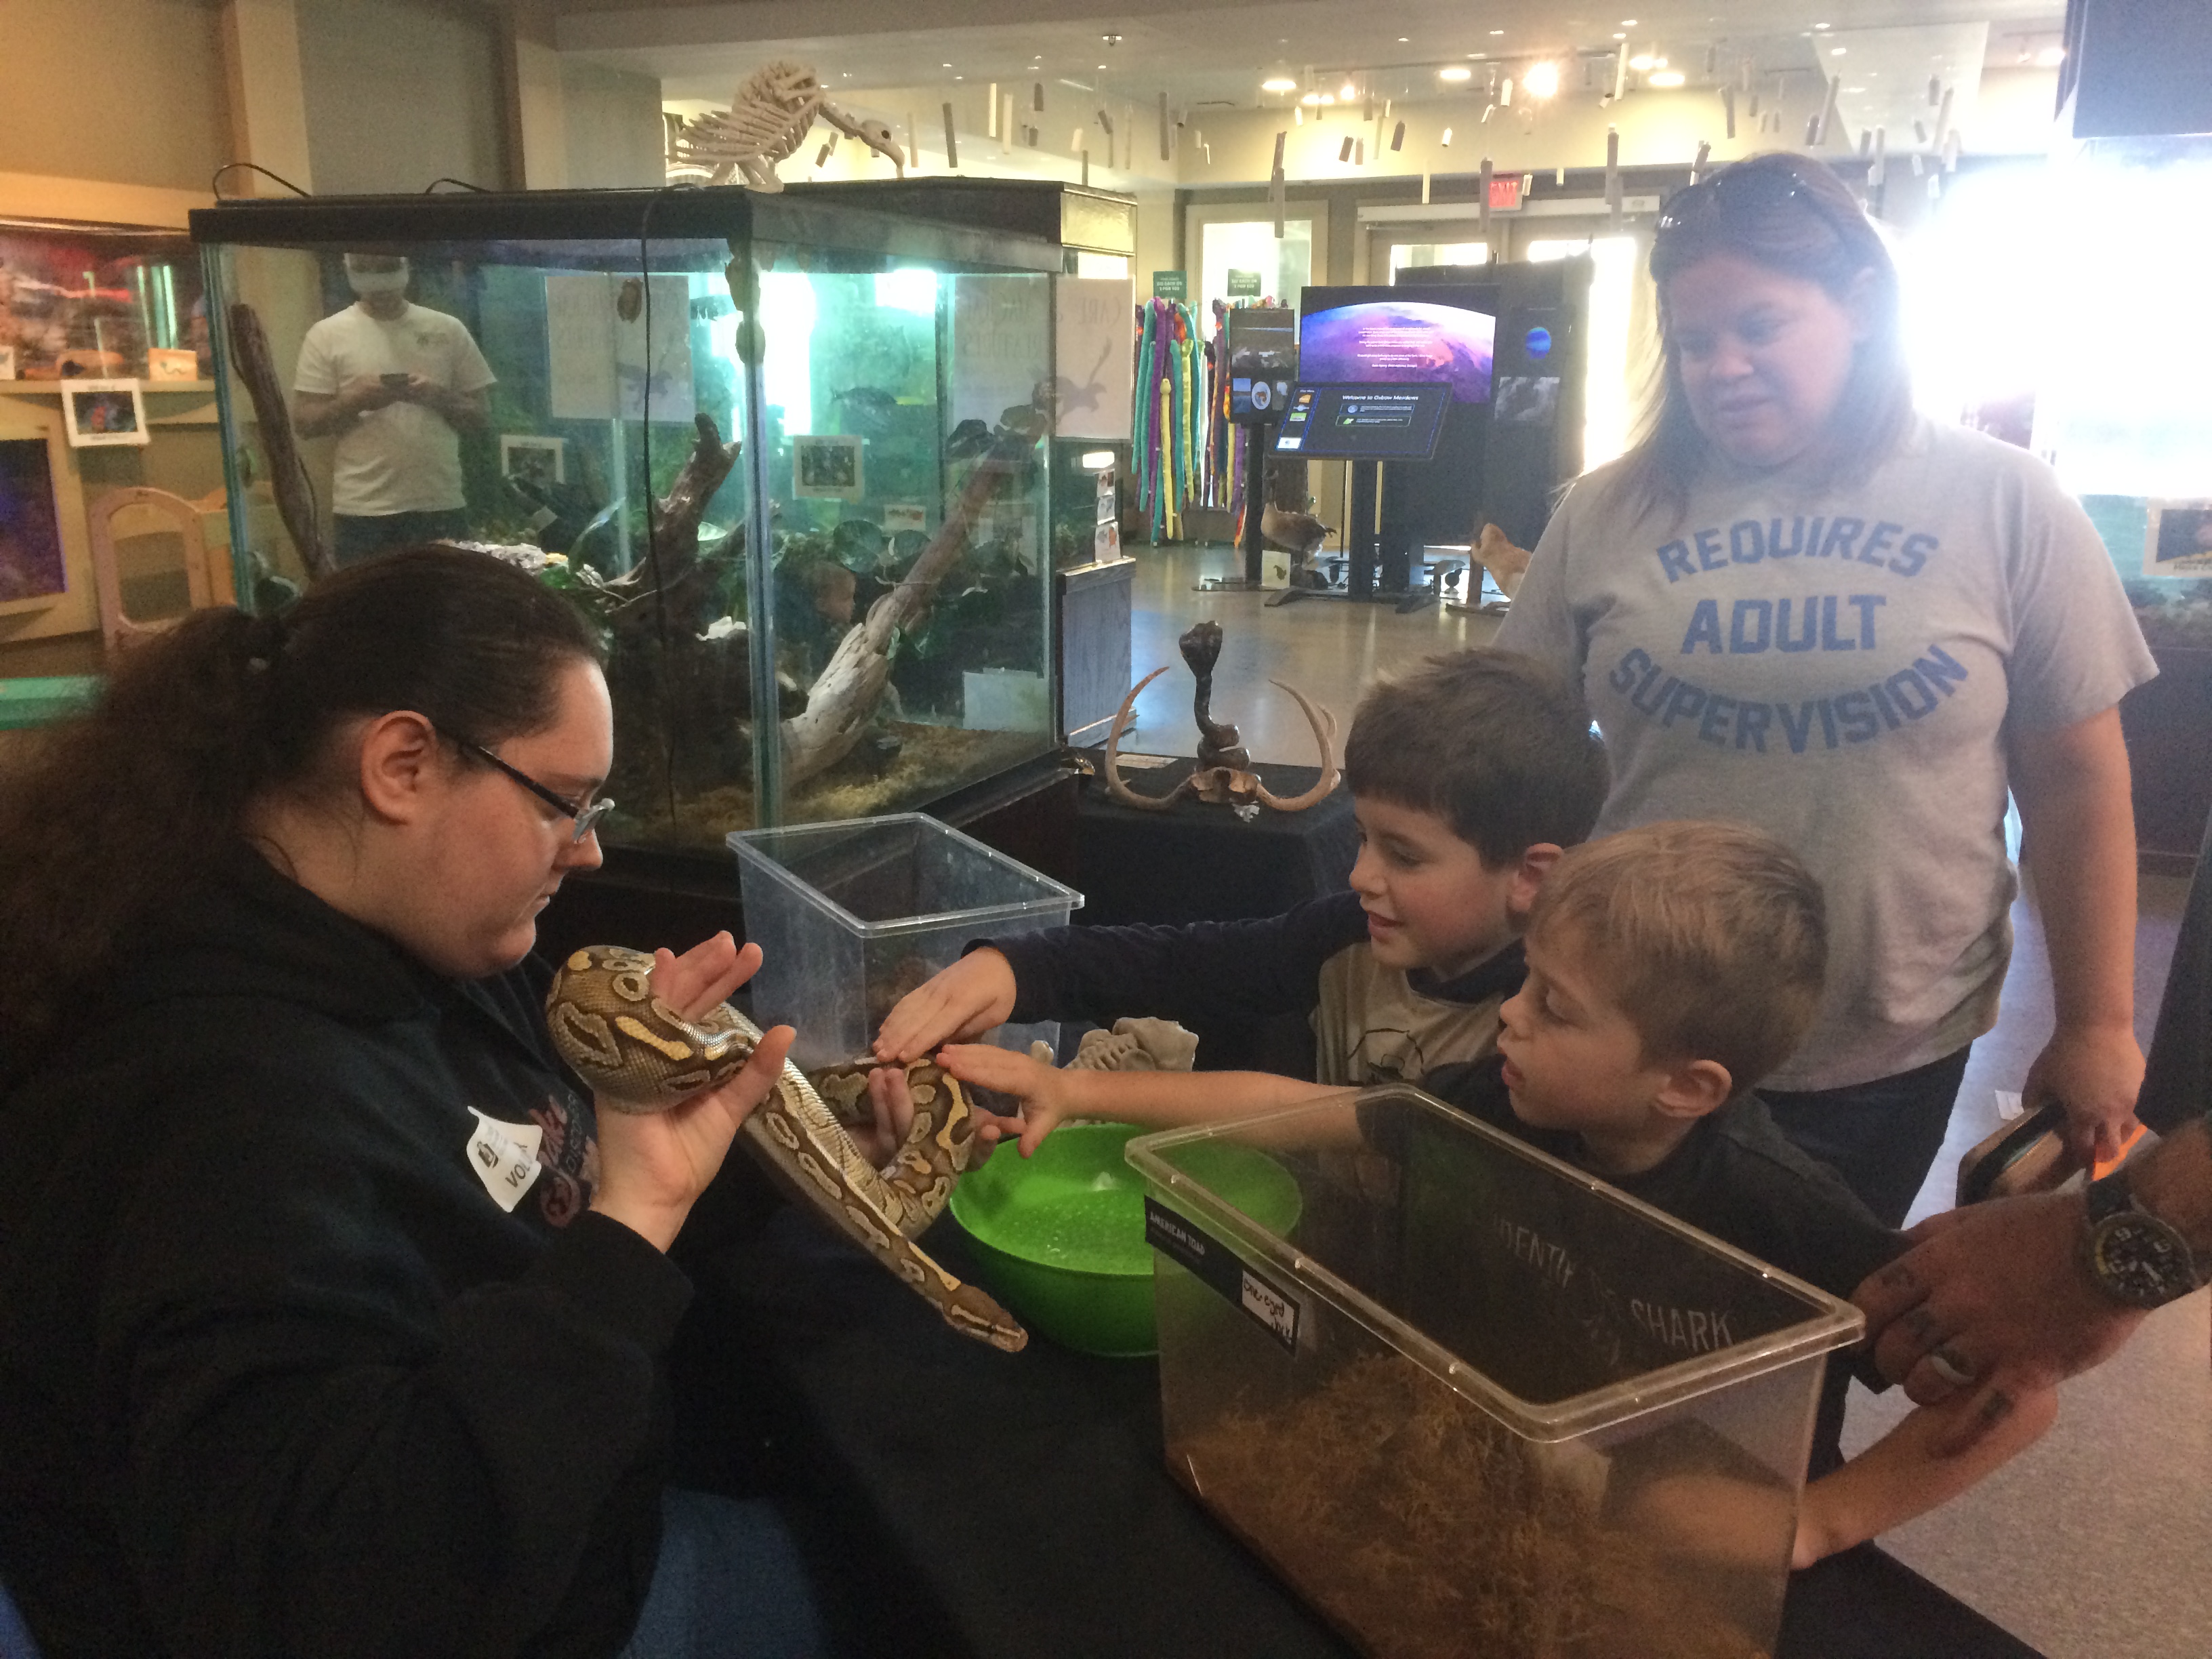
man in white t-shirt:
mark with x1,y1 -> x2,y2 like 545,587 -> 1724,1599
293,253 -> 495,566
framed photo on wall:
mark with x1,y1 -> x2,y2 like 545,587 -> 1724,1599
61,380 -> 150,448
0,433 -> 69,610
2145,499 -> 2212,579
499,433 -> 567,489
793,434 -> 864,502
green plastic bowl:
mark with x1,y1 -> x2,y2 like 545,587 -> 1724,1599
949,1122 -> 1303,1357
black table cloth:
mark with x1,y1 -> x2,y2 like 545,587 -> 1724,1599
1072,750 -> 1359,928
682,1205 -> 2043,1659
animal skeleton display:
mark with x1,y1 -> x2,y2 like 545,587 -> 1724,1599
670,61 -> 906,192
1102,620 -> 1339,813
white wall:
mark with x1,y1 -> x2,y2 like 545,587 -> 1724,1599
562,60 -> 665,189
298,0 -> 505,194
0,0 -> 229,202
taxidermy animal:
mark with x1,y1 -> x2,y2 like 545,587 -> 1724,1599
1473,520 -> 1532,599
1260,504 -> 1333,586
669,60 -> 905,192
546,946 -> 1026,1351
1101,622 -> 1340,814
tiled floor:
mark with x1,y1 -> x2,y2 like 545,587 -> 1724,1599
1124,540 -> 2209,1659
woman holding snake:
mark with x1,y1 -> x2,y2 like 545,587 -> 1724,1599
0,548 -> 825,1658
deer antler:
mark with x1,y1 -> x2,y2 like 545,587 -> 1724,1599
1102,666 -> 1195,812
1252,680 -> 1342,812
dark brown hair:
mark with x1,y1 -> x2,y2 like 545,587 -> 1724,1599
1530,820 -> 1827,1096
1610,152 -> 1913,523
0,546 -> 602,1067
1343,649 -> 1610,866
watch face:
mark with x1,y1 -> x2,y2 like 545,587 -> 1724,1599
2089,1213 -> 2198,1308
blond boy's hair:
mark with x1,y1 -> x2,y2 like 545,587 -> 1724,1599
1530,821 -> 1826,1095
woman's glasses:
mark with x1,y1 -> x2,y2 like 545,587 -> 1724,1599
457,739 -> 614,844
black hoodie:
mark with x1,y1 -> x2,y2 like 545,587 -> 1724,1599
0,848 -> 691,1659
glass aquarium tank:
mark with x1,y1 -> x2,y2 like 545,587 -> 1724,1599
0,216 -> 207,384
190,186 -> 1065,847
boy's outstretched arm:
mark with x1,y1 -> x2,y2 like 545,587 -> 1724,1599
873,948 -> 1017,1061
1791,1385 -> 2058,1568
932,1044 -> 1347,1157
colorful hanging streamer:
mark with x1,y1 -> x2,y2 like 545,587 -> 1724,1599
1132,297 -> 1206,542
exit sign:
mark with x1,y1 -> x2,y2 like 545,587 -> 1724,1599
1489,174 -> 1523,211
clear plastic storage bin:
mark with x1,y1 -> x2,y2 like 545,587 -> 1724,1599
1126,1086 -> 1865,1659
729,813 -> 1081,1071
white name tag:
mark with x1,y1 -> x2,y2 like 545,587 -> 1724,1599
466,1109 -> 545,1212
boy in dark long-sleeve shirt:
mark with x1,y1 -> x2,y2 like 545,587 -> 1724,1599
872,651 -> 1610,1139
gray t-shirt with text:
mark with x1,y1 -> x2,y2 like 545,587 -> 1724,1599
1499,418 -> 2154,1091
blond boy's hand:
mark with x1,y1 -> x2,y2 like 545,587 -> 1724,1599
937,1042 -> 1076,1158
873,949 -> 1018,1063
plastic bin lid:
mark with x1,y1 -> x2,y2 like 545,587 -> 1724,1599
728,813 -> 1082,937
1127,1084 -> 1867,1443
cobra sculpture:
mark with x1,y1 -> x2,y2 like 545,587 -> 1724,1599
546,946 -> 1025,1351
1101,621 -> 1340,813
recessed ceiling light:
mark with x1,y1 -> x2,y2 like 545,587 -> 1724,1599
941,62 -> 951,68
1438,65 -> 1473,82
1524,62 -> 1559,98
1629,54 -> 1654,71
1621,16 -> 1639,24
1814,21 -> 1830,30
1340,80 -> 1356,98
1490,28 -> 1505,35
1648,68 -> 1685,87
1613,32 -> 1627,41
1262,77 -> 1298,93
1301,91 -> 1322,104
1830,47 -> 1847,56
1397,37 -> 1409,43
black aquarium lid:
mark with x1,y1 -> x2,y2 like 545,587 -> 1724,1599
188,182 -> 1062,274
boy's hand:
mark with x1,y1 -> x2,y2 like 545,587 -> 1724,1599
937,1042 -> 1076,1158
873,949 -> 1018,1062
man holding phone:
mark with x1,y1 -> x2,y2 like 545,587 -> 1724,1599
293,253 -> 495,565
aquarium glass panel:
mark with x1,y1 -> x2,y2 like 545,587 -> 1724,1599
197,188 -> 1062,848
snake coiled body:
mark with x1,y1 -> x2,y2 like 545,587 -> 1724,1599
545,946 -> 1026,1351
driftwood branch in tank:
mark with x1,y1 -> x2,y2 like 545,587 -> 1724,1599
779,428 -> 1035,788
226,302 -> 333,581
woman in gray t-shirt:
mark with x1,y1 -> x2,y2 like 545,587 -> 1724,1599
1498,153 -> 2153,1227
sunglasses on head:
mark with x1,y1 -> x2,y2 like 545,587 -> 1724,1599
1655,161 -> 1856,239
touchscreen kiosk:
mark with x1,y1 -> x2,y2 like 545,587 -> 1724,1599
1271,383 -> 1451,461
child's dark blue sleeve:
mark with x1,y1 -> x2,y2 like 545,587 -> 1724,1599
980,890 -> 1372,1031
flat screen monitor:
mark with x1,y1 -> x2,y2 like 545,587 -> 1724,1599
1271,383 -> 1452,460
1297,285 -> 1497,405
1225,306 -> 1297,422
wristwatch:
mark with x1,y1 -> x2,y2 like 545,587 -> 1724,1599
2081,1168 -> 2203,1309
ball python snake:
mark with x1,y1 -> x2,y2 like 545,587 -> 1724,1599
544,945 -> 1027,1351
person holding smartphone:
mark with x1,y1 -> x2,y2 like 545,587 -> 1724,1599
293,253 -> 495,567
